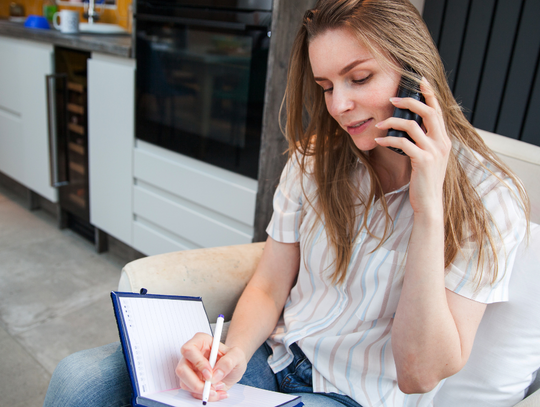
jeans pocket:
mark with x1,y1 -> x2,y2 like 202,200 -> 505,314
281,371 -> 313,393
279,354 -> 313,393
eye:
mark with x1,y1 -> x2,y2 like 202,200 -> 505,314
352,74 -> 372,85
322,87 -> 333,94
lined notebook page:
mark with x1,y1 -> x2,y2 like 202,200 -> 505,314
144,384 -> 300,407
119,296 -> 212,397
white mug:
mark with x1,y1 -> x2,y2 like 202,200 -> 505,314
53,10 -> 79,34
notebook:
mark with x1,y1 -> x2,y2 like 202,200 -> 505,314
111,291 -> 303,407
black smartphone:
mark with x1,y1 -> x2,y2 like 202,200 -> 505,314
387,74 -> 425,156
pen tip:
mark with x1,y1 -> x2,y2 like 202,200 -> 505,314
202,402 -> 207,405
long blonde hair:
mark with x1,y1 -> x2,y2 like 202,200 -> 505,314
285,0 -> 529,284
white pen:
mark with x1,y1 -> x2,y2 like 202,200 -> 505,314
202,314 -> 224,405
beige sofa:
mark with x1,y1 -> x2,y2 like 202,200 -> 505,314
118,129 -> 540,406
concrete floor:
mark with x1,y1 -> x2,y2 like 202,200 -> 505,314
0,183 -> 131,406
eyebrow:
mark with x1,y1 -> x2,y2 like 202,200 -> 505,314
313,58 -> 372,82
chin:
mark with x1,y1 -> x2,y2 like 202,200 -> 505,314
350,136 -> 378,152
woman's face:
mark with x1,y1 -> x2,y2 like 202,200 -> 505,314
309,27 -> 401,152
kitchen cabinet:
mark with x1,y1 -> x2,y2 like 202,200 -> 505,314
88,53 -> 135,246
0,36 -> 57,202
132,140 -> 257,256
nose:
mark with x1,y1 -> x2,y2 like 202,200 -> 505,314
327,86 -> 354,117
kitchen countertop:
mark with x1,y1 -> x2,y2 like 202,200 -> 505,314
0,18 -> 132,58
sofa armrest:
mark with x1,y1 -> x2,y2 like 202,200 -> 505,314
118,242 -> 265,322
476,128 -> 540,224
513,389 -> 540,407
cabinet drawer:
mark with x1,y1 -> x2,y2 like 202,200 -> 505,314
133,183 -> 253,250
133,219 -> 188,256
133,141 -> 257,227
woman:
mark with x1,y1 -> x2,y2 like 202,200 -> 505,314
175,1 -> 528,406
44,1 -> 529,406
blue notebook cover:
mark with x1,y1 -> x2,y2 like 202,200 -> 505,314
111,291 -> 303,407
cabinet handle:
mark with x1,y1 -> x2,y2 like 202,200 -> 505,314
46,73 -> 70,187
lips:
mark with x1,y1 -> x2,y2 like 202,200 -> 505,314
345,118 -> 372,134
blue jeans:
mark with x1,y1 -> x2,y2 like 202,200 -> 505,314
43,342 -> 132,407
240,342 -> 363,407
44,342 -> 362,407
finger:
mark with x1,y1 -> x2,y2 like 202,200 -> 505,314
176,359 -> 206,393
376,117 -> 425,145
418,79 -> 446,134
389,96 -> 431,121
388,95 -> 445,143
212,346 -> 247,386
183,388 -> 222,402
375,134 -> 417,157
177,360 -> 229,402
419,77 -> 440,113
180,333 -> 215,378
198,390 -> 229,402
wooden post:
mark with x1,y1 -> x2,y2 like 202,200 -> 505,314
253,0 -> 316,242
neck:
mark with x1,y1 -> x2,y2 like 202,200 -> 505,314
369,146 -> 412,194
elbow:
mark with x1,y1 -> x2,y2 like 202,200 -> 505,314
393,342 -> 468,394
397,375 -> 441,395
396,361 -> 461,395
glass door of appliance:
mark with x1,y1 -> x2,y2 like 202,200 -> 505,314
135,9 -> 271,179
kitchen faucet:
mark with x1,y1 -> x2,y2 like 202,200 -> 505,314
85,0 -> 99,24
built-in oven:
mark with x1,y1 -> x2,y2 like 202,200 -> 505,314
134,0 -> 272,179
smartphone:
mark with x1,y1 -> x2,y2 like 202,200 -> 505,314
387,74 -> 425,156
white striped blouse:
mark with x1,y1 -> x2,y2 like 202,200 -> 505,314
265,145 -> 527,407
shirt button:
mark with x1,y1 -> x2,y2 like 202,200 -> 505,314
376,202 -> 383,211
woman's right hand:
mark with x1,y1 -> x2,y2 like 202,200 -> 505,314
176,237 -> 300,401
176,332 -> 248,402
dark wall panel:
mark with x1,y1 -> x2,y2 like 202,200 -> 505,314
423,0 -> 447,45
496,0 -> 540,139
521,57 -> 540,145
437,0 -> 471,89
452,0 -> 496,121
424,0 -> 540,146
471,0 -> 523,133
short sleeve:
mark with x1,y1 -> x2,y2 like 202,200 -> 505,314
444,171 -> 527,304
266,157 -> 306,243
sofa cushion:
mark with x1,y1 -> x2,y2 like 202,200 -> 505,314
435,223 -> 540,407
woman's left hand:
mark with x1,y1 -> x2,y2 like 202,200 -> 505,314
375,78 -> 452,216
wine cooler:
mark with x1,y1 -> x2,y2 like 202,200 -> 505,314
46,47 -> 107,252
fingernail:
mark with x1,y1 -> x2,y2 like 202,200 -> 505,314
390,97 -> 400,103
212,369 -> 224,383
202,369 -> 212,381
374,138 -> 382,143
219,392 -> 229,400
375,122 -> 381,128
215,382 -> 226,391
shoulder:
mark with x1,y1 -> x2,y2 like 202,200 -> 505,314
279,152 -> 317,191
455,143 -> 518,198
454,142 -> 526,236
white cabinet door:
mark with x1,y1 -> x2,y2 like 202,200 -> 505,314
0,37 -> 21,113
0,37 -> 55,202
88,53 -> 135,246
0,37 -> 24,183
19,40 -> 56,202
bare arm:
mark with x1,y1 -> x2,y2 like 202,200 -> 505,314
392,212 -> 486,394
176,237 -> 300,400
376,79 -> 486,393
225,237 -> 300,359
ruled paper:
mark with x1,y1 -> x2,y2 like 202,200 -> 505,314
143,383 -> 301,407
119,296 -> 212,396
